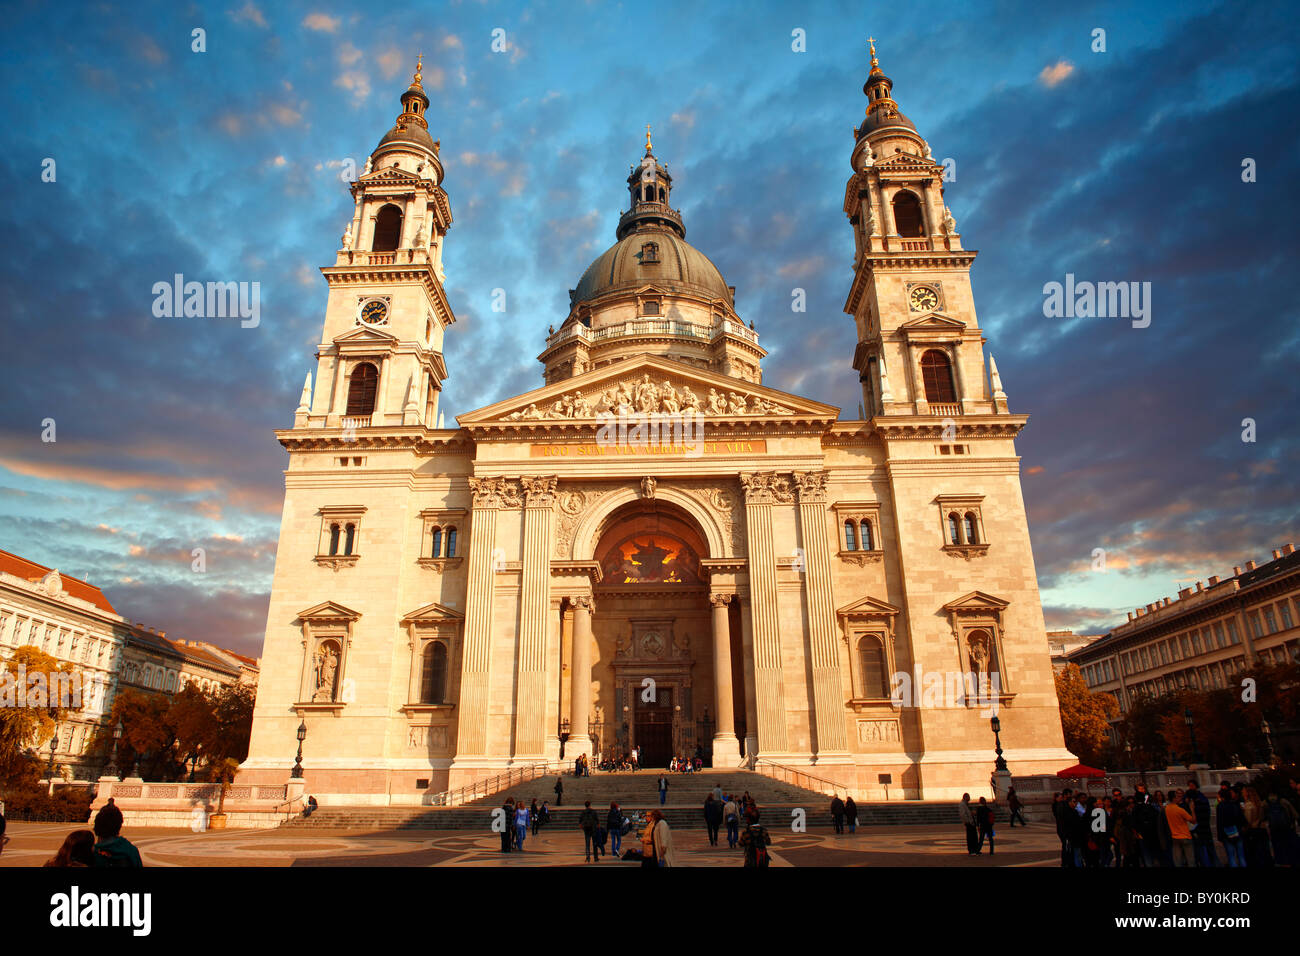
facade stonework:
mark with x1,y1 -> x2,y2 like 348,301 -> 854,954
241,49 -> 1073,804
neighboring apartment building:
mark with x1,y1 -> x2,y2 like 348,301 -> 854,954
0,548 -> 259,778
1069,542 -> 1300,714
1048,629 -> 1102,672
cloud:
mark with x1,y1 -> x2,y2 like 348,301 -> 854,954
302,12 -> 340,33
1038,60 -> 1074,87
230,2 -> 268,28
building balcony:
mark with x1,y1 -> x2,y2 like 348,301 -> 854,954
544,317 -> 760,352
928,403 -> 960,417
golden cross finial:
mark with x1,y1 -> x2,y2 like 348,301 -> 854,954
413,52 -> 424,86
869,36 -> 878,67
645,124 -> 653,153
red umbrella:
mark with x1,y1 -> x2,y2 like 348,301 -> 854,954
1056,763 -> 1106,778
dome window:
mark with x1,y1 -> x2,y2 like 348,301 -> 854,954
641,242 -> 659,263
642,300 -> 661,316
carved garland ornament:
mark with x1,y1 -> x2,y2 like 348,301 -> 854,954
792,470 -> 828,503
739,472 -> 795,505
468,476 -> 522,509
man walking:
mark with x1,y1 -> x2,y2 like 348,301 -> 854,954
959,793 -> 978,855
1165,789 -> 1196,867
579,800 -> 600,863
704,793 -> 723,846
657,774 -> 669,806
830,795 -> 845,835
514,800 -> 530,852
608,801 -> 625,858
553,774 -> 564,806
1007,787 -> 1026,827
724,793 -> 740,849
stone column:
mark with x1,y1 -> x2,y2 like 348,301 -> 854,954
709,593 -> 740,766
880,185 -> 897,237
738,597 -> 759,760
566,595 -> 595,761
514,476 -> 556,761
793,471 -> 850,761
450,478 -> 517,771
739,473 -> 790,755
950,343 -> 969,412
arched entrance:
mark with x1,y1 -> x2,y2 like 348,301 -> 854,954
580,501 -> 721,768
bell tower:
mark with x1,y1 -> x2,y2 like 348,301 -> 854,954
842,40 -> 1009,420
296,55 -> 457,432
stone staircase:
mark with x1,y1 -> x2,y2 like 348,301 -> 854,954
282,770 -> 960,830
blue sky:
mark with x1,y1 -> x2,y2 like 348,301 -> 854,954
0,0 -> 1296,655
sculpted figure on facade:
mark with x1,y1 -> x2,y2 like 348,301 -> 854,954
313,644 -> 339,702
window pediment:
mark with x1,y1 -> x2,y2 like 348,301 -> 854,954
296,600 -> 361,624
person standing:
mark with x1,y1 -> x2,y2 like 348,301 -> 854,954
1264,791 -> 1299,866
1164,789 -> 1196,867
959,793 -> 978,856
608,801 -> 625,858
704,793 -> 723,846
1007,787 -> 1026,827
631,746 -> 639,771
553,775 -> 564,806
1242,787 -> 1271,866
640,810 -> 660,867
712,782 -> 724,803
530,798 -> 542,836
657,774 -> 669,806
1217,785 -> 1245,867
651,810 -> 677,867
739,808 -> 772,867
578,800 -> 600,863
1186,780 -> 1215,867
976,796 -> 995,855
514,800 -> 531,852
845,796 -> 858,835
830,795 -> 845,835
1051,792 -> 1071,866
723,793 -> 740,849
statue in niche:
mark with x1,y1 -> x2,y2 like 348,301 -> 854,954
313,644 -> 339,702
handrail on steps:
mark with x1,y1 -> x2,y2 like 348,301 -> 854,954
752,758 -> 850,799
276,794 -> 305,822
429,761 -> 552,807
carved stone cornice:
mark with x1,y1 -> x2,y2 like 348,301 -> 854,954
313,555 -> 359,572
469,476 -> 522,509
520,475 -> 558,507
837,550 -> 884,567
942,544 -> 990,560
792,470 -> 828,503
416,557 -> 464,573
739,471 -> 795,505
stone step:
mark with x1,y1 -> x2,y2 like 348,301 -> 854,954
282,802 -> 960,830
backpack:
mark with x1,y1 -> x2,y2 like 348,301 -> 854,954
751,826 -> 770,867
1266,801 -> 1295,834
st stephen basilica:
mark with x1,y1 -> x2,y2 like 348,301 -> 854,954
240,45 -> 1074,803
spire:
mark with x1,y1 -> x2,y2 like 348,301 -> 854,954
645,124 -> 653,156
396,52 -> 431,131
868,36 -> 880,76
297,371 -> 313,412
618,134 -> 682,240
857,37 -> 916,138
413,53 -> 424,91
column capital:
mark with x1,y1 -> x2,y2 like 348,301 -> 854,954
709,592 -> 733,608
469,476 -> 522,509
520,475 -> 559,507
739,471 -> 795,505
792,470 -> 828,503
571,594 -> 594,612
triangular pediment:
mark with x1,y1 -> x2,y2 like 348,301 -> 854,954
457,354 -> 839,427
942,591 -> 1009,612
877,151 -> 930,168
296,600 -> 361,623
401,601 -> 464,624
332,325 -> 399,347
836,595 -> 900,619
898,313 -> 965,332
360,165 -> 424,186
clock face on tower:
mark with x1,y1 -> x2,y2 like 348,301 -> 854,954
908,286 -> 939,312
359,298 -> 389,326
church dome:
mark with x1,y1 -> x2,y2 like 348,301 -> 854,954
573,228 -> 732,305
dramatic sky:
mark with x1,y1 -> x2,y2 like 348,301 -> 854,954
0,0 -> 1296,657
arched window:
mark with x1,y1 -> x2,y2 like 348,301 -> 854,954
420,641 -> 449,704
963,513 -> 979,545
372,204 -> 403,251
431,526 -> 443,558
329,523 -> 341,555
858,636 -> 889,699
891,190 -> 925,237
948,512 -> 962,545
844,520 -> 858,551
343,523 -> 356,556
860,520 -> 874,552
920,350 -> 957,404
345,362 -> 379,417
445,527 -> 457,557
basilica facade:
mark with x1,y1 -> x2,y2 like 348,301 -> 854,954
240,47 -> 1074,804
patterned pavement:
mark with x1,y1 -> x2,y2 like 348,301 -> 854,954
0,820 -> 1062,867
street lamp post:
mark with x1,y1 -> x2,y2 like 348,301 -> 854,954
105,720 -> 123,778
1184,706 -> 1202,766
990,715 -> 1008,773
291,720 -> 307,778
1261,718 -> 1277,767
46,708 -> 59,796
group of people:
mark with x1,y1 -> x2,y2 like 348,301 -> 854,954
1050,778 -> 1300,868
599,748 -> 639,772
6,798 -> 146,868
829,795 -> 861,835
959,794 -> 999,855
497,796 -> 553,852
668,750 -> 706,774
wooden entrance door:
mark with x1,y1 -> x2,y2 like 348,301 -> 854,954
634,686 -> 673,768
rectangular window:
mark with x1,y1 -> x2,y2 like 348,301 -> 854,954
1227,619 -> 1240,644
1215,622 -> 1227,648
1281,602 -> 1294,630
1251,613 -> 1263,640
1263,608 -> 1277,634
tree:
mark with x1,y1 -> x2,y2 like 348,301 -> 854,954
0,647 -> 80,786
1055,663 -> 1119,767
